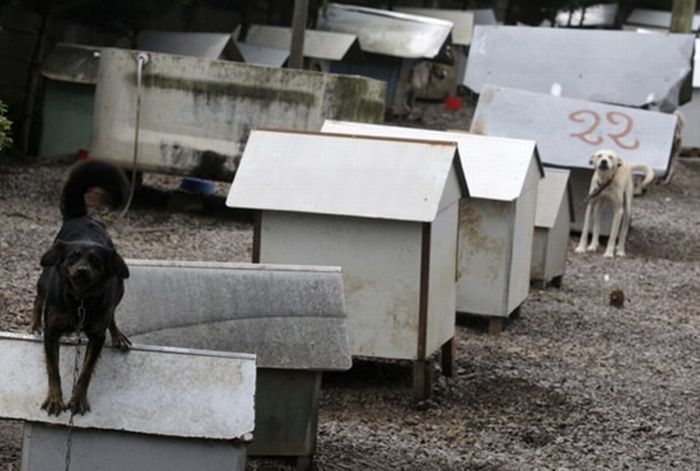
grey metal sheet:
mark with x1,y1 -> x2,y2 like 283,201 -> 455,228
395,8 -> 474,46
317,3 -> 452,59
226,129 -> 462,222
245,25 -> 358,61
321,120 -> 540,201
470,85 -> 678,177
118,259 -> 352,371
136,30 -> 232,59
535,168 -> 570,228
41,43 -> 100,84
555,4 -> 618,27
473,9 -> 497,25
235,41 -> 289,67
0,332 -> 255,440
626,8 -> 700,31
464,26 -> 695,108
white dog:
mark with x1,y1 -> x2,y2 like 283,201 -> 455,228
575,150 -> 654,257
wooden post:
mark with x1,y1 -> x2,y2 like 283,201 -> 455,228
671,0 -> 697,33
289,0 -> 309,69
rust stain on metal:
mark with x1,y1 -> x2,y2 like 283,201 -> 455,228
458,200 -> 505,282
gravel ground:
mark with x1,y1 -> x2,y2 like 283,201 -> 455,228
0,101 -> 698,470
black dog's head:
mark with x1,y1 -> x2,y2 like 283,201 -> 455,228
40,241 -> 129,295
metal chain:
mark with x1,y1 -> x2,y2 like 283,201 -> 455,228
64,299 -> 86,471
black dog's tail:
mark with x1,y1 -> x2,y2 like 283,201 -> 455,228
60,160 -> 129,220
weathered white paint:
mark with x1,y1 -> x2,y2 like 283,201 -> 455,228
317,3 -> 452,59
395,8 -> 475,45
227,129 -> 461,222
136,31 -> 233,59
531,169 -> 571,283
0,333 -> 255,440
90,48 -> 385,179
320,119 -> 542,318
259,211 -> 423,360
321,120 -> 540,201
244,25 -> 358,61
464,26 -> 694,108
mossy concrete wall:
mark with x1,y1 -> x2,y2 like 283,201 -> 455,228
90,48 -> 386,180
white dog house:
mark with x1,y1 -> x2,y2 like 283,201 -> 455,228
0,333 -> 255,471
471,85 -> 680,235
531,168 -> 572,288
321,121 -> 542,334
226,129 -> 466,401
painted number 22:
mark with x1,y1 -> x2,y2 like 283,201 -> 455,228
568,110 -> 640,150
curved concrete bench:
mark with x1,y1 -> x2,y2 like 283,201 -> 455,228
117,259 -> 352,469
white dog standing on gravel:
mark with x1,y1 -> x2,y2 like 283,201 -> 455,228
576,150 -> 654,258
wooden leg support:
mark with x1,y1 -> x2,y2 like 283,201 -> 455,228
412,359 -> 431,403
440,338 -> 456,378
488,317 -> 505,335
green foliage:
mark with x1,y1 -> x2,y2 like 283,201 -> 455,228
0,101 -> 12,151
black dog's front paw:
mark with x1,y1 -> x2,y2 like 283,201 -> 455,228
41,393 -> 65,416
67,395 -> 91,415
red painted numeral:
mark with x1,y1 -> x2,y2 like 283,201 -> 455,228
568,109 -> 640,149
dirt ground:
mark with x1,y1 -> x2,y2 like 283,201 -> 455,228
0,101 -> 698,469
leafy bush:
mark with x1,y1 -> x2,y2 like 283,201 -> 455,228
0,101 -> 11,151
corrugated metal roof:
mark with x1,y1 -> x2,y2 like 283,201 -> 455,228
244,25 -> 358,61
235,41 -> 289,67
321,120 -> 541,202
464,26 -> 694,108
555,4 -> 617,27
137,30 -> 232,59
535,168 -> 570,228
395,8 -> 474,46
317,3 -> 453,59
41,43 -> 101,84
470,85 -> 678,177
226,129 -> 463,222
626,8 -> 700,31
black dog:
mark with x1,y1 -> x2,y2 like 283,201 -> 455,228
31,160 -> 132,415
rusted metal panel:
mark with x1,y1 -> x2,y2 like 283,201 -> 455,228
464,26 -> 694,108
470,85 -> 679,178
89,48 -> 386,180
244,25 -> 358,61
321,120 -> 540,202
0,333 -> 255,440
227,129 -> 461,222
396,8 -> 474,45
317,3 -> 452,59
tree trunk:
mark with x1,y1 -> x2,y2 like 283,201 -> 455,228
671,0 -> 697,33
21,9 -> 50,157
289,0 -> 308,69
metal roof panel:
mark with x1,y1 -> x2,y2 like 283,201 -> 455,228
245,25 -> 358,61
136,31 -> 232,59
470,85 -> 678,177
395,8 -> 475,45
317,3 -> 453,59
321,120 -> 540,201
626,8 -> 700,31
464,26 -> 694,108
226,129 -> 462,222
535,168 -> 570,228
235,41 -> 289,67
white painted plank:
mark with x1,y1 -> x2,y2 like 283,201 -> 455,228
0,333 -> 255,440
